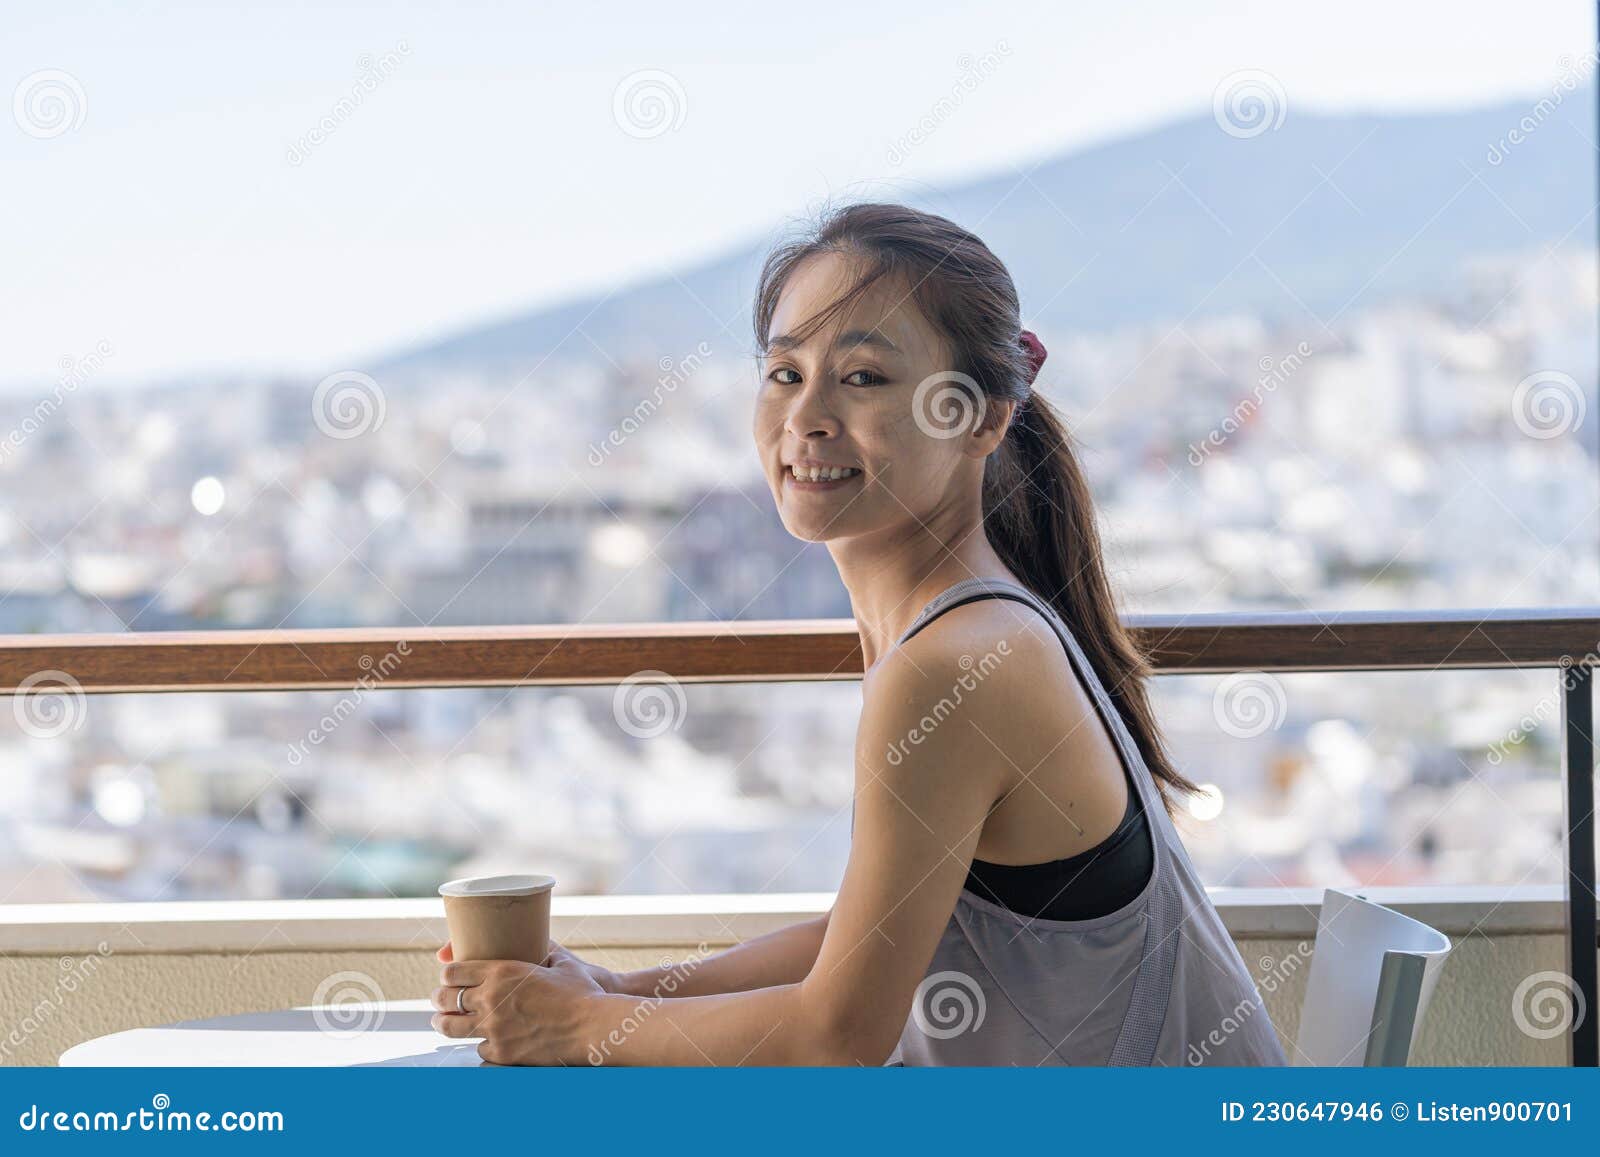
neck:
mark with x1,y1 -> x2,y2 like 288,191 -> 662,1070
829,487 -> 1019,672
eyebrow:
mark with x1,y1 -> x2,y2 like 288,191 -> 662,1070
766,329 -> 899,355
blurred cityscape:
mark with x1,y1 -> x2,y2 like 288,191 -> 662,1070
1,236 -> 1594,905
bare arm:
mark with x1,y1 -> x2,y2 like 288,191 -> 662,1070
433,629 -> 1017,1065
554,634 -> 1012,1065
608,911 -> 831,998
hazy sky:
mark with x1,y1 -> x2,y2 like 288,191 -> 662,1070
3,0 -> 1593,386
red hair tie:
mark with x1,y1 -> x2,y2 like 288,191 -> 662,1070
1019,328 -> 1047,385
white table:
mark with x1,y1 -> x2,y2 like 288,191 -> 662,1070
59,999 -> 489,1067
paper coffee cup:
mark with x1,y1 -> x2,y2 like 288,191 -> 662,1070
438,874 -> 555,964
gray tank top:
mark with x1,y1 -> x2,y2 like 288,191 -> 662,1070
879,577 -> 1289,1067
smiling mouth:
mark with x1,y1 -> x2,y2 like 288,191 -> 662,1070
784,467 -> 864,492
787,464 -> 864,483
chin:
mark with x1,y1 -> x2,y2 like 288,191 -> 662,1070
777,515 -> 835,544
773,503 -> 852,543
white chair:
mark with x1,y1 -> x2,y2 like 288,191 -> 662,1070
1293,888 -> 1452,1066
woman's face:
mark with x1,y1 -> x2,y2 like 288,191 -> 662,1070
753,252 -> 1005,544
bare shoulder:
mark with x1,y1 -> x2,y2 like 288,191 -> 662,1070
859,594 -> 1094,777
869,593 -> 1075,704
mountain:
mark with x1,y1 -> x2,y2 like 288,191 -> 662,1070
377,87 -> 1595,376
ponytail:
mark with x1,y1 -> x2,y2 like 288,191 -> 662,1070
984,392 -> 1201,817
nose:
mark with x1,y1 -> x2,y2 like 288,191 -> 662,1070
784,377 -> 841,441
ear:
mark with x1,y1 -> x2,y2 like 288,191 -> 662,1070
964,396 -> 1016,460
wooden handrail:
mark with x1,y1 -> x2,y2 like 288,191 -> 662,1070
0,606 -> 1597,693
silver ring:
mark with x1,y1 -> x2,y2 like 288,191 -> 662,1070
455,985 -> 468,1015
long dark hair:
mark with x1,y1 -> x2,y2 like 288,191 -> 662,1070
752,201 -> 1200,816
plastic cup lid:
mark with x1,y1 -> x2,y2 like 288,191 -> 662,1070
438,873 -> 556,898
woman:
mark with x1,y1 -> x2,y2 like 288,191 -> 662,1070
431,202 -> 1288,1067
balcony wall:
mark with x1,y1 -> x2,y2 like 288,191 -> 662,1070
0,886 -> 1576,1067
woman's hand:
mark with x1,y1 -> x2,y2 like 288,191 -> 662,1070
430,939 -> 613,1065
435,940 -> 622,993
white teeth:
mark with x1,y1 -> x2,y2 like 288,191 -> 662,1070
790,465 -> 860,482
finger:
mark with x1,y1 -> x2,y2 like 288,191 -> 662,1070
429,985 -> 474,1014
436,941 -> 453,963
440,961 -> 490,987
431,1011 -> 482,1039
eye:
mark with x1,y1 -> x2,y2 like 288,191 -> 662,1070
843,369 -> 886,387
768,366 -> 801,385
